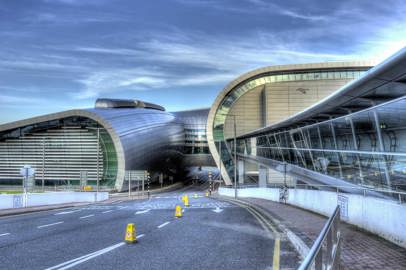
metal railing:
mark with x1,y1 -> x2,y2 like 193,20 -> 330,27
298,206 -> 341,270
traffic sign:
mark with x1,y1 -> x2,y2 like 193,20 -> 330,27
19,165 -> 35,178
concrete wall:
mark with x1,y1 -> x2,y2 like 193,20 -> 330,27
0,192 -> 109,210
219,187 -> 406,248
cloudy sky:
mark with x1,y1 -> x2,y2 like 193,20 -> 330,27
1,0 -> 406,123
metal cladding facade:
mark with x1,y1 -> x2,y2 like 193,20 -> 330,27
0,107 -> 185,191
206,61 -> 376,185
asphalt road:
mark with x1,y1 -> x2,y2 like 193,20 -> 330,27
0,185 -> 300,269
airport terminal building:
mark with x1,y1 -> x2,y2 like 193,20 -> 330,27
1,47 -> 406,194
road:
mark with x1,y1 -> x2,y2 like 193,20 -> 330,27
0,185 -> 300,269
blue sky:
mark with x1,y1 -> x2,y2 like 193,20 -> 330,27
1,0 -> 406,123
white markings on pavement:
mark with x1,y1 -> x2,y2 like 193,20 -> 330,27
212,207 -> 223,213
111,200 -> 122,204
138,234 -> 145,238
0,233 -> 10,236
102,210 -> 113,214
157,221 -> 170,229
44,242 -> 125,270
79,214 -> 94,219
135,209 -> 150,215
37,221 -> 64,229
54,210 -> 80,215
118,206 -> 128,210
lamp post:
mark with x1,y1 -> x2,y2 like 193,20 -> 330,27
96,127 -> 100,196
215,113 -> 238,198
232,115 -> 237,199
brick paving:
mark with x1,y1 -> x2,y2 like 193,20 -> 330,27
242,197 -> 406,270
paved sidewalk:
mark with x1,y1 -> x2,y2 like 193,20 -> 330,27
240,197 -> 406,270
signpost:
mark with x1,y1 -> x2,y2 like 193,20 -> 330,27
208,170 -> 213,195
19,165 -> 35,207
125,170 -> 148,198
276,162 -> 292,204
80,170 -> 88,190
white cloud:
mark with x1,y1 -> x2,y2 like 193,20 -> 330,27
0,94 -> 44,104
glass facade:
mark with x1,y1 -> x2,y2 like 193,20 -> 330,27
235,97 -> 406,192
184,128 -> 210,154
213,68 -> 368,182
0,117 -> 117,187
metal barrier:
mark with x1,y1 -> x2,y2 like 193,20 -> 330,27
298,206 -> 341,270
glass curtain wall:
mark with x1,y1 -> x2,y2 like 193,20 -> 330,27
234,97 -> 406,192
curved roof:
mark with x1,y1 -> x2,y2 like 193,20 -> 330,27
0,108 -> 184,191
238,47 -> 406,139
206,60 -> 376,185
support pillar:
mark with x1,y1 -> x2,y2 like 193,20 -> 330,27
259,164 -> 267,187
238,160 -> 245,185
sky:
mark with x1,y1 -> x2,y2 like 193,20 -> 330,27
1,0 -> 406,124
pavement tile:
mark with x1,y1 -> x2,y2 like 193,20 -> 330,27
241,197 -> 406,270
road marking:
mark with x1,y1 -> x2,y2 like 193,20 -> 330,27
44,242 -> 125,270
111,200 -> 122,204
118,206 -> 128,210
212,207 -> 223,213
102,210 -> 113,214
157,221 -> 170,228
138,234 -> 145,238
135,209 -> 150,215
224,199 -> 281,269
0,233 -> 10,236
54,210 -> 80,215
79,214 -> 94,219
273,238 -> 280,270
37,221 -> 64,229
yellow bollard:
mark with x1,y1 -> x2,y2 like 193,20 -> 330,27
175,205 -> 182,218
181,195 -> 186,202
184,195 -> 190,207
125,223 -> 137,243
205,192 -> 209,197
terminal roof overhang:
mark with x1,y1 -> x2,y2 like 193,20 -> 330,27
237,47 -> 406,140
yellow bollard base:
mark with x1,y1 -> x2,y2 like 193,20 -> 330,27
125,239 -> 137,244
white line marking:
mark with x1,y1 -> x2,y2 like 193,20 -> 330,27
79,214 -> 94,219
212,207 -> 223,213
157,221 -> 170,229
118,206 -> 128,210
44,242 -> 125,270
135,209 -> 150,215
111,200 -> 122,204
54,210 -> 80,215
37,221 -> 64,229
0,233 -> 10,236
138,234 -> 145,238
102,210 -> 113,214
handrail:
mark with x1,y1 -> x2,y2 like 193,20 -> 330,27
298,206 -> 341,270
